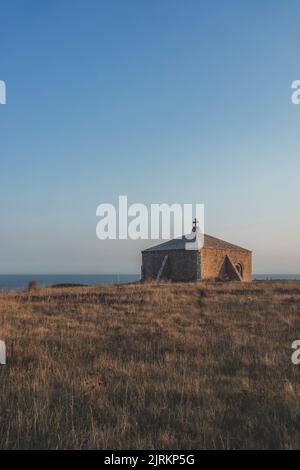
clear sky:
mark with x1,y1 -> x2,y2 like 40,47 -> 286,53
0,0 -> 299,274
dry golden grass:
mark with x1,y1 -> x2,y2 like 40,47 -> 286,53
0,280 -> 300,449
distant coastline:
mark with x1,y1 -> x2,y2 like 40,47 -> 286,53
0,274 -> 300,291
253,274 -> 300,281
0,274 -> 140,291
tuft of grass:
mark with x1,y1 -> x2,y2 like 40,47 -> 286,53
0,280 -> 300,449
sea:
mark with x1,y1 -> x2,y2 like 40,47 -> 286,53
0,274 -> 140,291
0,274 -> 299,291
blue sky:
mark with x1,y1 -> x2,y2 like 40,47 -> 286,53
0,0 -> 299,274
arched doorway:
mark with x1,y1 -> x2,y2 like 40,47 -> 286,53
235,263 -> 243,278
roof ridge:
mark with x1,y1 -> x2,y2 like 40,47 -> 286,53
204,233 -> 251,252
142,233 -> 251,253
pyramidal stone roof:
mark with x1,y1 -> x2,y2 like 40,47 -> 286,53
142,233 -> 251,253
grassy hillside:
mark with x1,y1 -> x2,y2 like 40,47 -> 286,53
0,281 -> 300,449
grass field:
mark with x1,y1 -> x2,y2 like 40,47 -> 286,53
0,280 -> 300,449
